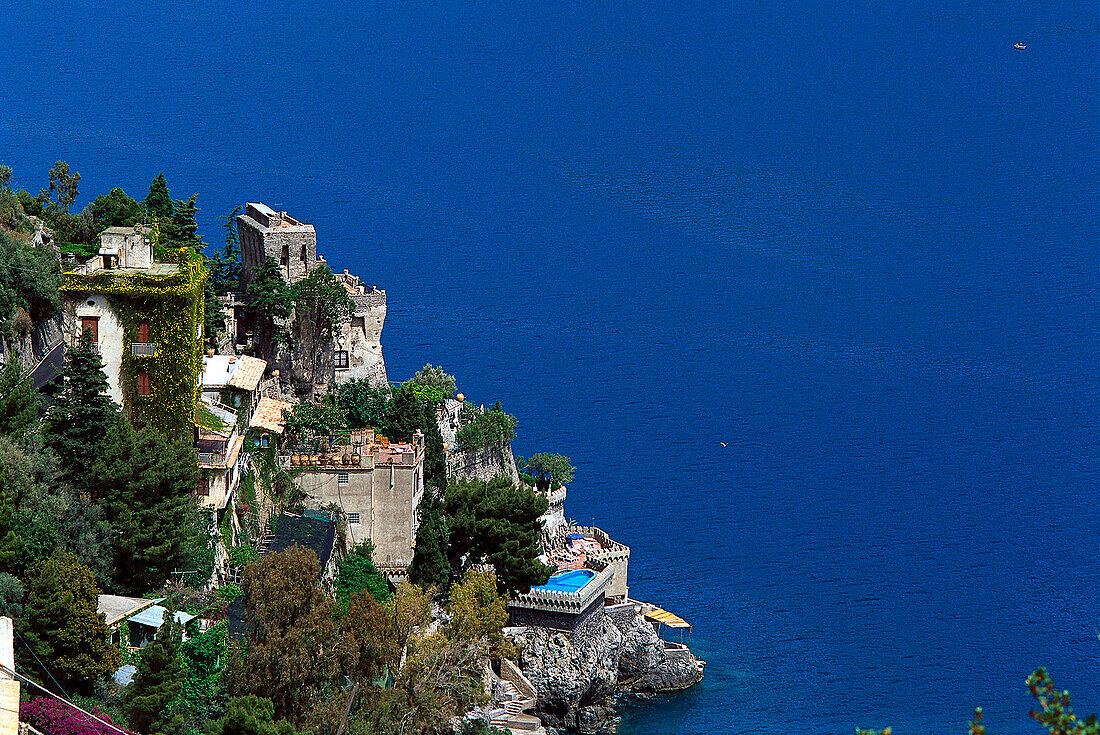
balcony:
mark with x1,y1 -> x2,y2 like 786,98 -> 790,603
131,342 -> 156,357
196,451 -> 226,466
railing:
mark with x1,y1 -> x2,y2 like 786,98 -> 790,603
131,342 -> 156,356
197,451 -> 226,466
509,558 -> 614,613
200,396 -> 238,426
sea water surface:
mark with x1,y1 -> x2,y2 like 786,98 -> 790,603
3,1 -> 1099,732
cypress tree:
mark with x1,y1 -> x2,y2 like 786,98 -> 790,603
408,487 -> 450,592
0,355 -> 40,438
91,416 -> 199,592
170,194 -> 201,250
124,608 -> 186,735
44,332 -> 116,486
18,548 -> 120,695
145,173 -> 173,219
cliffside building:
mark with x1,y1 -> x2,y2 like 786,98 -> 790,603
283,429 -> 425,569
233,203 -> 388,389
60,227 -> 206,434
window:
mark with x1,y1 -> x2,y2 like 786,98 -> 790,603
138,370 -> 152,396
347,512 -> 361,525
280,243 -> 289,266
137,321 -> 151,342
338,472 -> 349,485
80,316 -> 99,343
197,477 -> 209,496
300,244 -> 308,263
260,434 -> 270,448
335,350 -> 349,369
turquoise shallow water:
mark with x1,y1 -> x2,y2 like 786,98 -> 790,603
2,1 -> 1098,732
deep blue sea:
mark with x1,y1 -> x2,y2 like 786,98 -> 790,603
3,1 -> 1098,732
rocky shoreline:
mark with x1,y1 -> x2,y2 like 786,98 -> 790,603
494,603 -> 703,733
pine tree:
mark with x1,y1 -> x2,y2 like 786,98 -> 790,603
145,173 -> 173,219
44,333 -> 117,487
0,355 -> 40,438
91,416 -> 199,592
124,608 -> 187,735
408,487 -> 450,592
18,548 -> 120,695
335,541 -> 389,608
245,256 -> 292,363
170,194 -> 201,250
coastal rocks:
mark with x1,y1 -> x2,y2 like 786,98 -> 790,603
446,439 -> 521,485
510,610 -> 621,733
608,607 -> 704,694
510,605 -> 703,733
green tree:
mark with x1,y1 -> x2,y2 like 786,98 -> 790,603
335,541 -> 390,608
412,364 -> 457,397
283,397 -> 348,447
517,452 -> 575,493
0,356 -> 41,438
386,383 -> 424,442
38,161 -> 80,215
211,206 -> 243,294
18,548 -> 120,694
289,264 -> 353,388
455,401 -> 517,450
230,547 -> 338,726
408,487 -> 450,593
171,194 -> 202,250
145,173 -> 173,218
44,332 -> 117,486
245,256 -> 292,362
203,262 -> 226,346
208,696 -> 299,735
445,476 -> 550,595
91,416 -> 199,592
447,569 -> 509,657
0,228 -> 62,327
336,380 -> 391,430
124,608 -> 187,735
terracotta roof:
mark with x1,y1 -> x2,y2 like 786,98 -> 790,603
228,355 -> 267,392
251,397 -> 293,434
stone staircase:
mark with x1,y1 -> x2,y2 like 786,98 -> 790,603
490,675 -> 541,733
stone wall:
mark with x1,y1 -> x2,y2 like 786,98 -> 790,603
447,440 -> 521,485
334,278 -> 388,389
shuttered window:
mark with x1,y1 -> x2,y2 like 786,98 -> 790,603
138,371 -> 152,396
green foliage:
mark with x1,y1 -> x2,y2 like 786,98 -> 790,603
207,696 -> 299,735
39,160 -> 80,213
336,541 -> 390,609
0,356 -> 41,438
177,620 -> 229,727
230,547 -> 338,726
412,364 -> 457,396
170,194 -> 202,250
203,263 -> 226,346
0,229 -> 62,330
228,546 -> 258,567
447,569 -> 509,656
18,548 -> 120,695
212,206 -> 242,294
289,264 -> 353,387
145,173 -> 174,219
402,379 -> 450,406
45,332 -> 117,485
408,487 -> 450,593
336,379 -> 391,430
445,476 -> 550,595
0,572 -> 23,616
386,383 -> 425,442
284,396 -> 348,445
245,256 -> 292,362
217,583 -> 244,602
90,415 -> 200,592
456,401 -> 517,450
124,608 -> 187,735
517,452 -> 575,493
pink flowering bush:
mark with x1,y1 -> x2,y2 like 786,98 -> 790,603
20,697 -> 119,735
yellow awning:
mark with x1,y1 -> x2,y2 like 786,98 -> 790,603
644,607 -> 691,629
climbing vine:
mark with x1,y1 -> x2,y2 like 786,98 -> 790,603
62,246 -> 206,434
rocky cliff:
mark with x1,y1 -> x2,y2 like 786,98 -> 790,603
507,605 -> 704,733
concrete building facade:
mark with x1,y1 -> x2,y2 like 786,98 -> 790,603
285,429 -> 425,568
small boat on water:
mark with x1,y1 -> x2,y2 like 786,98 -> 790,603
1014,41 -> 1026,49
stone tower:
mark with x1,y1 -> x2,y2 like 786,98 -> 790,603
237,202 -> 318,291
333,270 -> 388,388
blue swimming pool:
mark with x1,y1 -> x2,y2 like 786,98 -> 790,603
533,569 -> 597,594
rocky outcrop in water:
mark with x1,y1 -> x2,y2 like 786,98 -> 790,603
507,605 -> 704,733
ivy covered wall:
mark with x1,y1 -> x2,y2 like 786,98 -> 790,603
62,247 -> 207,435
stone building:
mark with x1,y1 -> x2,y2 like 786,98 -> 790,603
233,203 -> 388,389
237,203 -> 317,289
284,429 -> 425,568
60,227 -> 205,433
